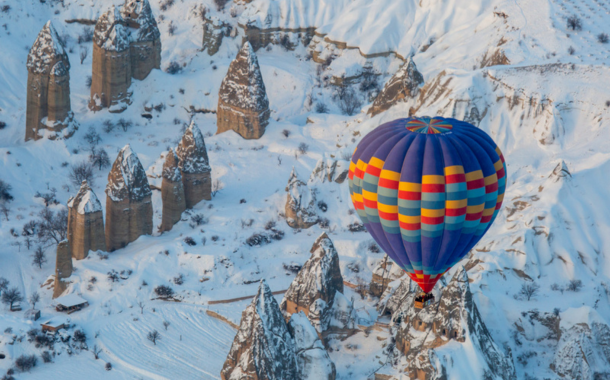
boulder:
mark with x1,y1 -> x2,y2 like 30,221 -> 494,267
89,6 -> 132,112
368,57 -> 424,117
217,42 -> 270,139
121,0 -> 162,80
67,180 -> 106,259
288,312 -> 336,380
105,144 -> 153,251
393,268 -> 516,380
53,240 -> 72,299
160,149 -> 186,232
176,121 -> 212,208
25,21 -> 77,141
221,280 -> 298,380
285,168 -> 318,229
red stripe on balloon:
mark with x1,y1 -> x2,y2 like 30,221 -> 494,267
446,207 -> 467,216
446,174 -> 466,184
398,191 -> 421,201
421,216 -> 444,225
466,212 -> 483,221
378,210 -> 398,221
378,178 -> 399,190
366,165 -> 382,177
363,199 -> 378,209
486,182 -> 498,193
422,184 -> 444,192
467,179 -> 485,190
399,222 -> 421,230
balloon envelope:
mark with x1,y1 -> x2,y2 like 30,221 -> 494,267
348,117 -> 507,293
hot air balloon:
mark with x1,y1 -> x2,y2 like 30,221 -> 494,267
348,116 -> 506,308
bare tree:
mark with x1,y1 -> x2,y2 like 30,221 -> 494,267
116,118 -> 133,132
37,208 -> 68,244
79,47 -> 88,64
92,345 -> 102,360
0,179 -> 13,202
567,279 -> 583,292
89,148 -> 110,170
32,246 -> 47,269
0,201 -> 10,221
0,277 -> 8,292
298,142 -> 309,156
29,291 -> 40,309
83,127 -> 101,146
336,87 -> 363,116
163,320 -> 170,330
518,282 -> 540,301
1,287 -> 23,310
211,179 -> 221,197
147,330 -> 160,345
69,161 -> 95,187
137,301 -> 145,315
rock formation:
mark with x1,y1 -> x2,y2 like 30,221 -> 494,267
308,159 -> 349,185
221,279 -> 298,380
393,268 -> 516,380
288,312 -> 336,380
90,1 -> 161,112
285,168 -> 319,229
175,121 -> 212,208
105,144 -> 153,251
121,0 -> 162,80
90,6 -> 133,112
217,42 -> 270,139
281,233 -> 354,334
368,57 -> 424,117
53,240 -> 73,299
551,160 -> 571,182
369,255 -> 405,298
202,15 -> 232,56
67,180 -> 106,260
160,149 -> 186,232
25,21 -> 77,141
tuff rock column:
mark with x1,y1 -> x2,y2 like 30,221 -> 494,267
160,149 -> 186,232
67,180 -> 106,259
53,240 -> 73,299
368,57 -> 424,117
105,144 -> 153,251
176,121 -> 212,208
121,0 -> 161,80
26,21 -> 77,141
217,41 -> 270,139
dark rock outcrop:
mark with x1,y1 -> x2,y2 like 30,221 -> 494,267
285,168 -> 319,229
26,21 -> 77,141
393,268 -> 516,380
176,121 -> 212,208
202,15 -> 232,56
288,312 -> 336,380
368,58 -> 424,117
105,144 -> 153,251
221,280 -> 298,380
217,42 -> 270,139
53,240 -> 72,299
160,149 -> 186,232
67,180 -> 106,259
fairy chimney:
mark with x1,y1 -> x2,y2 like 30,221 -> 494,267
121,0 -> 161,80
89,6 -> 132,113
176,121 -> 212,208
26,21 -> 77,141
368,57 -> 424,117
217,42 -> 270,139
285,167 -> 319,229
67,180 -> 106,260
53,240 -> 72,298
105,144 -> 153,251
160,149 -> 186,232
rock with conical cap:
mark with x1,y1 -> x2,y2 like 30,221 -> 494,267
368,57 -> 424,117
105,144 -> 153,251
160,149 -> 186,232
67,180 -> 106,259
217,41 -> 270,139
121,0 -> 161,80
26,21 -> 77,141
176,121 -> 212,207
221,279 -> 298,380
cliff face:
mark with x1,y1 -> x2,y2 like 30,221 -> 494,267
175,121 -> 212,207
53,240 -> 72,299
217,42 -> 270,139
90,1 -> 161,112
105,144 -> 153,251
26,21 -> 77,141
285,168 -> 319,229
288,312 -> 336,380
160,149 -> 186,232
67,180 -> 106,259
369,255 -> 405,298
202,15 -> 232,56
221,280 -> 299,380
368,58 -> 424,117
393,268 -> 516,380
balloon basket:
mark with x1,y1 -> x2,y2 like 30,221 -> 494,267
414,292 -> 435,310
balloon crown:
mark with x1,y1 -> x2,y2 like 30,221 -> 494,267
405,116 -> 454,135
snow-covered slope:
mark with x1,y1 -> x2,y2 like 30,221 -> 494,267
1,0 -> 610,379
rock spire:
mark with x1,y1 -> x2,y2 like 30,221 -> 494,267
53,240 -> 73,299
217,41 -> 270,139
26,21 -> 77,141
105,144 -> 153,251
160,149 -> 186,232
285,167 -> 319,229
121,0 -> 162,80
67,180 -> 106,259
368,57 -> 424,117
176,121 -> 212,207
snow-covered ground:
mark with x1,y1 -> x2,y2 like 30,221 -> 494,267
1,0 -> 610,379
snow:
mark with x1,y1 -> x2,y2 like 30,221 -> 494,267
68,181 -> 103,214
106,144 -> 152,202
54,294 -> 88,308
26,20 -> 68,75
